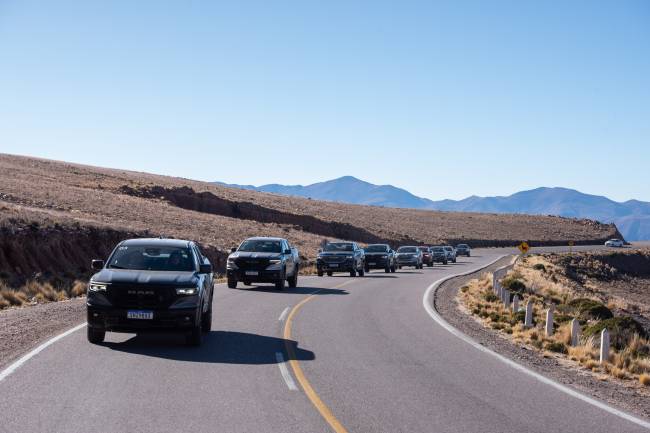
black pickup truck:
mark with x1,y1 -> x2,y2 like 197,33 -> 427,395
363,244 -> 396,273
226,237 -> 300,290
316,242 -> 365,277
86,238 -> 214,346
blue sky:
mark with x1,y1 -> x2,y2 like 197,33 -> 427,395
1,1 -> 648,201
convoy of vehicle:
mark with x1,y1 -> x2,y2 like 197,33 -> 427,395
418,246 -> 433,267
226,237 -> 300,290
396,246 -> 423,269
363,244 -> 397,273
317,242 -> 366,277
87,238 -> 215,346
84,235 -> 499,346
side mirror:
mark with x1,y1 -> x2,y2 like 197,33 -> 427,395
91,260 -> 104,270
199,263 -> 213,274
230,247 -> 237,253
284,249 -> 292,255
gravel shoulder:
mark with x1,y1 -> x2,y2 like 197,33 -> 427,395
433,257 -> 650,421
0,298 -> 85,370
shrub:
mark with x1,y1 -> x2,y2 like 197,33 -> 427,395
483,292 -> 499,303
501,276 -> 526,293
583,316 -> 647,349
544,341 -> 568,354
640,374 -> 650,386
533,263 -> 546,272
568,298 -> 613,321
460,285 -> 469,293
0,289 -> 27,306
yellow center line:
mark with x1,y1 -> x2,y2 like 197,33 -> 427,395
283,280 -> 355,433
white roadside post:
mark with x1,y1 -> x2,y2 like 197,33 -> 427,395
570,319 -> 580,347
512,295 -> 519,313
492,274 -> 498,294
545,306 -> 554,337
600,328 -> 610,364
524,301 -> 533,328
502,289 -> 510,307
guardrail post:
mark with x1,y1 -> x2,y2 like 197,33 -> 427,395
492,274 -> 498,294
570,319 -> 580,347
545,306 -> 554,337
600,328 -> 610,364
524,301 -> 533,328
512,295 -> 519,313
502,289 -> 510,307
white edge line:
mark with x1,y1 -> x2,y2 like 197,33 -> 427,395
275,352 -> 298,391
279,307 -> 290,322
422,256 -> 650,430
0,322 -> 86,383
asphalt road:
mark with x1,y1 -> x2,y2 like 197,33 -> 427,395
1,245 -> 648,433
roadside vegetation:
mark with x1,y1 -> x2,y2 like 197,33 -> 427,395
459,251 -> 650,388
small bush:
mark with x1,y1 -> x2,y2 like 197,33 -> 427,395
472,308 -> 480,315
488,311 -> 501,322
545,341 -> 568,354
501,276 -> 526,293
483,292 -> 499,303
460,285 -> 469,293
568,298 -> 613,321
533,263 -> 546,272
0,289 -> 27,306
640,374 -> 650,386
583,316 -> 647,349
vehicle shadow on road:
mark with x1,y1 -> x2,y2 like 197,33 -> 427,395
361,274 -> 398,278
396,270 -> 423,274
104,331 -> 315,364
235,285 -> 349,295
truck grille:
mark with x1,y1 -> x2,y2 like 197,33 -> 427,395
108,285 -> 176,309
322,255 -> 348,263
235,258 -> 270,271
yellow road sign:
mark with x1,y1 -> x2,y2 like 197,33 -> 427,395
518,242 -> 530,254
568,240 -> 575,246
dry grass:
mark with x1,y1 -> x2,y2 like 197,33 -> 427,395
640,374 -> 650,386
459,256 -> 650,386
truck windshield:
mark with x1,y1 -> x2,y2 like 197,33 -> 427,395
324,243 -> 354,252
365,245 -> 388,253
397,247 -> 417,253
108,245 -> 195,271
238,239 -> 282,253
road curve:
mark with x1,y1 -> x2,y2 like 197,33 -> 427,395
1,246 -> 648,433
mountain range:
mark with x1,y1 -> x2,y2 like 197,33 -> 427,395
215,176 -> 650,241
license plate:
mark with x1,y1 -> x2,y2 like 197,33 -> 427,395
329,263 -> 339,268
127,310 -> 153,320
368,262 -> 376,266
245,271 -> 259,276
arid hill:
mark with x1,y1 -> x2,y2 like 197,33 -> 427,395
0,153 -> 621,282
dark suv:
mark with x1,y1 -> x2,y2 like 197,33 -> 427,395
363,244 -> 396,273
456,244 -> 471,257
86,238 -> 214,346
226,237 -> 300,290
317,242 -> 365,277
430,246 -> 448,264
396,246 -> 423,269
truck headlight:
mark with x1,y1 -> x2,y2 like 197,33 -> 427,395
89,282 -> 107,292
227,258 -> 238,269
268,259 -> 281,264
176,287 -> 198,295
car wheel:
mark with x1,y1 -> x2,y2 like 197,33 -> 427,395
443,260 -> 448,265
358,267 -> 364,277
349,268 -> 356,277
288,269 -> 298,288
275,278 -> 285,290
398,265 -> 402,269
453,258 -> 457,263
427,262 -> 432,267
227,279 -> 237,289
317,270 -> 323,277
390,265 -> 396,273
327,271 -> 333,276
385,267 -> 390,273
87,327 -> 105,344
201,306 -> 212,333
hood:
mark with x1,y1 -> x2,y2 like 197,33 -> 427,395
229,251 -> 282,259
91,269 -> 198,287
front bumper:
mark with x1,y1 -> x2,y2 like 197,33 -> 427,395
365,256 -> 390,269
317,260 -> 355,272
397,257 -> 419,265
227,269 -> 283,282
87,304 -> 199,333
432,255 -> 447,262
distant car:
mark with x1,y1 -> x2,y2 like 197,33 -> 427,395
317,242 -> 365,277
396,246 -> 423,269
364,244 -> 397,273
226,237 -> 300,289
86,238 -> 214,346
605,239 -> 624,248
443,246 -> 457,263
456,244 -> 471,257
430,246 -> 448,264
418,246 -> 434,267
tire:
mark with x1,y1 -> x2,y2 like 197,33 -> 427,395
227,278 -> 237,289
443,260 -> 448,265
385,267 -> 390,273
327,271 -> 333,276
201,307 -> 212,332
468,253 -> 471,257
398,265 -> 402,269
453,258 -> 457,263
390,265 -> 396,273
288,268 -> 298,288
317,270 -> 323,277
358,267 -> 364,277
427,262 -> 433,267
87,327 -> 105,344
350,269 -> 356,277
275,277 -> 285,290
243,280 -> 251,286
